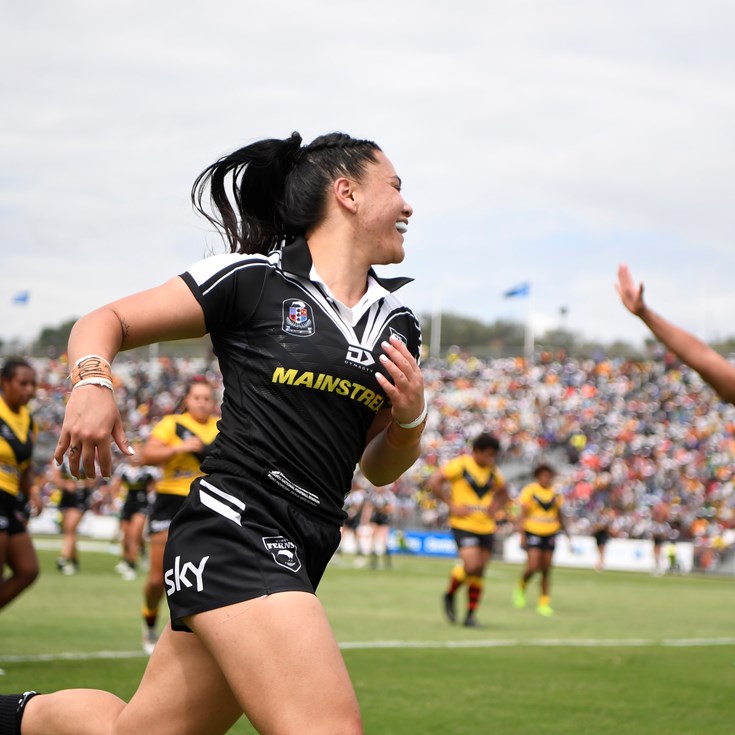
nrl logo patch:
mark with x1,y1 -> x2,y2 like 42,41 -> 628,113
262,535 -> 302,572
282,299 -> 315,337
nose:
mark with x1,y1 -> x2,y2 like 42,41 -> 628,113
402,199 -> 413,219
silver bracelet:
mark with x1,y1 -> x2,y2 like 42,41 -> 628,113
396,404 -> 427,429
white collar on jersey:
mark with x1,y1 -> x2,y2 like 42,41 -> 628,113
280,237 -> 413,294
308,265 -> 390,327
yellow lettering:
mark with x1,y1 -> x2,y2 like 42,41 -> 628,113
358,388 -> 375,405
336,379 -> 351,396
319,375 -> 341,392
350,383 -> 366,399
369,395 -> 385,411
293,371 -> 314,388
272,367 -> 297,384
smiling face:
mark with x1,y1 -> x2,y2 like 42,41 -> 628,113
352,150 -> 413,266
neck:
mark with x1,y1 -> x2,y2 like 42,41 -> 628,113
307,231 -> 370,308
0,394 -> 20,413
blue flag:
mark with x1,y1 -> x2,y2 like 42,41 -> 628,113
503,282 -> 530,298
11,291 -> 30,305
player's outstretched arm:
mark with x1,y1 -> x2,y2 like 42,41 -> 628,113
616,264 -> 735,404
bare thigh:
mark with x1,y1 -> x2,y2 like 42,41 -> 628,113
458,545 -> 491,576
23,627 -> 242,735
188,591 -> 362,735
114,625 -> 243,735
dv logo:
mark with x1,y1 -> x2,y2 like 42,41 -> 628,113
165,555 -> 210,596
345,345 -> 375,367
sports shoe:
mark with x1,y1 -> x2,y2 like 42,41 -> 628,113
142,624 -> 159,655
536,602 -> 554,617
61,561 -> 76,576
512,586 -> 526,609
443,593 -> 456,624
121,566 -> 137,582
114,560 -> 128,575
463,615 -> 484,629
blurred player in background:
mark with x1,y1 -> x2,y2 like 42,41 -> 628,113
109,442 -> 158,581
136,379 -> 219,653
512,463 -> 570,616
591,506 -> 616,572
0,358 -> 40,611
361,483 -> 397,570
340,477 -> 367,566
50,459 -> 96,575
428,432 -> 508,628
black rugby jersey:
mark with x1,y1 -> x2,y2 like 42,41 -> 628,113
180,237 -> 421,523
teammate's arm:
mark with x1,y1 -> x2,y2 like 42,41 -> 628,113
616,264 -> 735,403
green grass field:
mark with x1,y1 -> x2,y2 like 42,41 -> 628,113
1,542 -> 733,734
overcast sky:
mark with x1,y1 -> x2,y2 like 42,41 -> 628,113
2,0 -> 734,352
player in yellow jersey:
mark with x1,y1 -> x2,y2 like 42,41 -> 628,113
513,463 -> 570,616
137,379 -> 219,653
0,358 -> 40,611
428,433 -> 508,627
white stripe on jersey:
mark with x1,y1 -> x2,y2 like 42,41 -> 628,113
185,251 -> 276,295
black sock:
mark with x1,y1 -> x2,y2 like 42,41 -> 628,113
0,692 -> 39,735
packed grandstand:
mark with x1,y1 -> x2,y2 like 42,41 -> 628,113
22,348 -> 735,574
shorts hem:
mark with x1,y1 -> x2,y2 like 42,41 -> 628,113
170,586 -> 317,632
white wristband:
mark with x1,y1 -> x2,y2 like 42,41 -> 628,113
73,377 -> 114,392
396,404 -> 427,429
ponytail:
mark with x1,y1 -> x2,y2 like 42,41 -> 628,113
192,131 -> 381,255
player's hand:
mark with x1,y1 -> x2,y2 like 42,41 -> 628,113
178,437 -> 205,454
376,334 -> 425,426
450,503 -> 472,518
615,264 -> 646,316
54,386 -> 134,479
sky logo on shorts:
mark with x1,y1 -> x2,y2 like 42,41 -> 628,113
282,299 -> 315,337
164,554 -> 210,596
262,536 -> 302,572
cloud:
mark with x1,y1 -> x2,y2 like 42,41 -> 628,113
2,0 -> 735,349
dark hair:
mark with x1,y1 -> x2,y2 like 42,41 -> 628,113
0,357 -> 33,384
192,131 -> 381,255
533,463 -> 556,478
472,432 -> 500,452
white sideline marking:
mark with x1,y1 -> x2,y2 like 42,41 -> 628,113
2,637 -> 734,664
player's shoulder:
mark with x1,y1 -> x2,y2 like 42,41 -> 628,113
183,251 -> 275,288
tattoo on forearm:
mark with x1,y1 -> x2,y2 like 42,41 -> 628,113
120,317 -> 131,345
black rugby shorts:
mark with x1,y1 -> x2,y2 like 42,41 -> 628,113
120,489 -> 151,522
0,489 -> 27,536
164,473 -> 342,631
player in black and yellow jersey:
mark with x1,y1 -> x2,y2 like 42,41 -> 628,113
513,463 -> 570,616
428,433 -> 508,627
137,379 -> 219,653
0,358 -> 40,611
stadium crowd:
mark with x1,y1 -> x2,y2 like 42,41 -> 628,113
20,347 -> 735,572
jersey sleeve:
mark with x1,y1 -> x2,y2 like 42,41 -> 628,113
150,415 -> 177,445
179,252 -> 269,334
441,456 -> 465,482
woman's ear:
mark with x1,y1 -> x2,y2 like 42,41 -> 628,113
333,177 -> 358,214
